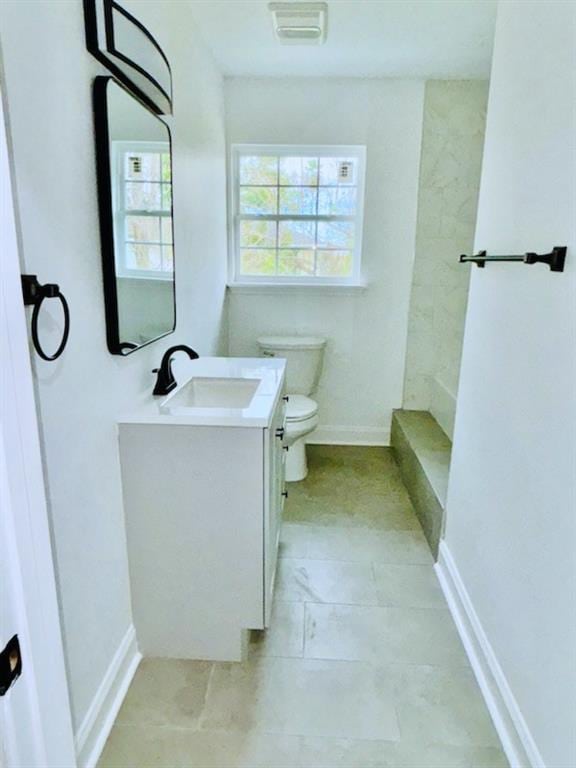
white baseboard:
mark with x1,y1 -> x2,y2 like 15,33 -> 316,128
307,424 -> 390,446
435,543 -> 544,768
430,377 -> 456,441
75,624 -> 141,768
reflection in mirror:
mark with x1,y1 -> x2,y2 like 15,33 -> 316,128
94,77 -> 176,355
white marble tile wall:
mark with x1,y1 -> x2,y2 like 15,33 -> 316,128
403,81 -> 489,437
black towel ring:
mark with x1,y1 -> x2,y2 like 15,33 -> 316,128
21,275 -> 71,362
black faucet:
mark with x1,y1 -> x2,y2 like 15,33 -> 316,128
152,345 -> 199,396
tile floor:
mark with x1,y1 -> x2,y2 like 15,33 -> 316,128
99,446 -> 508,768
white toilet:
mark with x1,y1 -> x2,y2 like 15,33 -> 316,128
257,335 -> 326,482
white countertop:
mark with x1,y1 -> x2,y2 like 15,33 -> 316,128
117,357 -> 286,428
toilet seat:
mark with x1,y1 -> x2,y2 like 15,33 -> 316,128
285,395 -> 318,423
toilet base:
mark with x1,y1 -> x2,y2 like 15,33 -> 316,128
285,436 -> 308,482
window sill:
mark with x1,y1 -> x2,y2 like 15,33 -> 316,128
117,274 -> 173,282
227,282 -> 368,296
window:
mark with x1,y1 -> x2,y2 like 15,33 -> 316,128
112,141 -> 173,279
230,145 -> 366,285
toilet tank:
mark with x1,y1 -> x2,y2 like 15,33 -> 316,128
257,336 -> 326,395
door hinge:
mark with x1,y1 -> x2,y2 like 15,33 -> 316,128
0,635 -> 22,696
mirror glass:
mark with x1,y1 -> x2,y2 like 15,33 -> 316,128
96,78 -> 176,354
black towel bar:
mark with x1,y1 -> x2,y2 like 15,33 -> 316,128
460,246 -> 566,272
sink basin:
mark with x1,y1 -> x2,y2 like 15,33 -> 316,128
162,377 -> 260,412
118,357 -> 287,428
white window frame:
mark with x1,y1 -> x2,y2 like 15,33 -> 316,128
229,144 -> 367,287
112,140 -> 173,281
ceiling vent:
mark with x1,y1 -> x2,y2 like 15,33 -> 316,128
268,2 -> 328,45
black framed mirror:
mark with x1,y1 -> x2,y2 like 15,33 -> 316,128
84,0 -> 172,115
93,76 -> 176,355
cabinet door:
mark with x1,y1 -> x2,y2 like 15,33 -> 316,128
263,398 -> 286,626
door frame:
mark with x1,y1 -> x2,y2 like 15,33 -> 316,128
0,81 -> 76,766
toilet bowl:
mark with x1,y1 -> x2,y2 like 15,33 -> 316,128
284,395 -> 319,482
257,336 -> 326,482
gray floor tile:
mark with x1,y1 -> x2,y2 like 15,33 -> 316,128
373,563 -> 446,607
284,494 -> 421,530
284,447 -> 421,530
299,737 -> 509,767
276,558 -> 379,605
281,524 -> 433,565
299,736 -> 400,767
305,603 -> 469,666
200,656 -> 400,741
279,523 -> 310,559
249,601 -> 305,658
114,658 -> 212,728
99,724 -> 301,768
392,664 -> 502,747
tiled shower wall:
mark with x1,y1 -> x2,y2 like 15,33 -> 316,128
403,81 -> 488,438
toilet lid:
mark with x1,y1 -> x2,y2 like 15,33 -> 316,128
285,395 -> 318,422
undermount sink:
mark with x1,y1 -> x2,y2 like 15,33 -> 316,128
161,376 -> 260,412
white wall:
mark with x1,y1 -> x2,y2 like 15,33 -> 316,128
0,0 -> 228,734
444,2 -> 576,766
226,78 -> 425,444
403,80 -> 488,439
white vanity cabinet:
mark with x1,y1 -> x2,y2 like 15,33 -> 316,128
264,396 -> 287,625
117,358 -> 286,662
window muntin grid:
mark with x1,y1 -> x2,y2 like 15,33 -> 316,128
113,141 -> 173,279
232,146 -> 366,283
